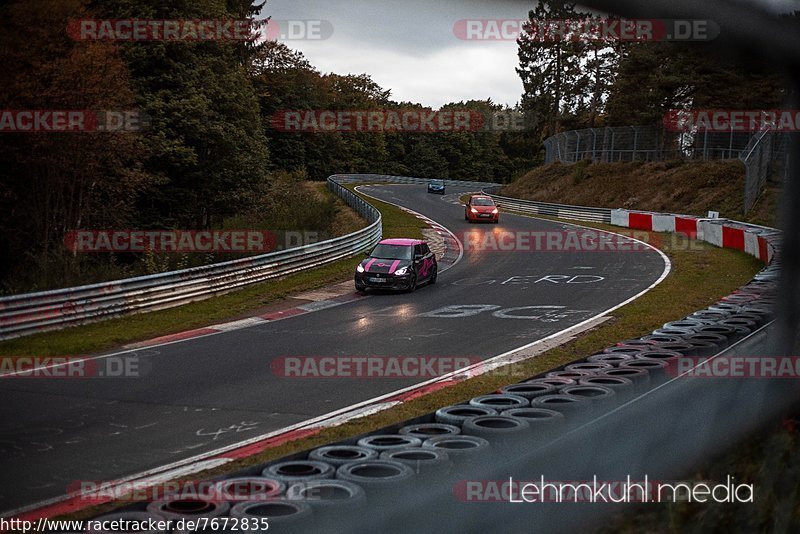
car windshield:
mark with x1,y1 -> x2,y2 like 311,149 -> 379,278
472,198 -> 495,206
430,180 -> 444,186
369,243 -> 413,260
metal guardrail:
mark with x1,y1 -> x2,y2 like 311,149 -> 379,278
0,176 -> 382,340
332,173 -> 499,190
480,187 -> 612,223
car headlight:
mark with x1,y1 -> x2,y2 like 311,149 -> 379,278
492,208 -> 498,214
356,264 -> 365,273
470,208 -> 478,213
394,266 -> 409,276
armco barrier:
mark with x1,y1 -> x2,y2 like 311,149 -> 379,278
482,188 -> 612,224
0,176 -> 382,340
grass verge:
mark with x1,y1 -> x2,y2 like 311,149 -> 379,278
346,184 -> 427,240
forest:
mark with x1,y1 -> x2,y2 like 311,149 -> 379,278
0,0 -> 790,292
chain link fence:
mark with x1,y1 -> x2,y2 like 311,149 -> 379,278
740,128 -> 790,213
543,125 -> 788,214
543,125 -> 755,163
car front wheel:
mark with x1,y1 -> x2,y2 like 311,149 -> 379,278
406,274 -> 417,293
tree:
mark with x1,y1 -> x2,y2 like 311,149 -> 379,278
0,0 -> 151,290
516,1 -> 590,139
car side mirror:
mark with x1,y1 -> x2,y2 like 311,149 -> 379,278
414,254 -> 423,261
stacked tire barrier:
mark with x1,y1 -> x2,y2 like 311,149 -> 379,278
78,185 -> 786,533
0,176 -> 382,340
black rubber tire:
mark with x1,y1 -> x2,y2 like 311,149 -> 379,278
421,435 -> 490,464
588,352 -> 635,366
620,357 -> 670,383
740,304 -> 774,319
615,339 -> 659,349
641,334 -> 684,345
309,445 -> 378,467
406,274 -> 417,293
684,332 -> 729,355
565,361 -> 614,374
728,312 -> 766,327
398,422 -> 460,439
213,476 -> 285,503
503,408 -> 564,436
664,319 -> 714,330
652,326 -> 697,338
530,393 -> 588,416
719,317 -> 756,331
429,266 -> 438,284
335,460 -> 415,499
284,479 -> 366,528
708,302 -> 743,314
262,460 -> 335,485
600,345 -> 645,356
559,384 -> 616,404
146,499 -> 230,522
545,370 -> 593,381
653,341 -> 696,355
230,500 -> 312,533
603,367 -> 650,389
498,382 -> 556,400
461,415 -> 530,448
469,393 -> 529,412
635,349 -> 683,361
524,377 -> 577,387
689,310 -> 731,322
682,338 -> 723,357
357,434 -> 422,452
579,375 -> 635,400
435,405 -> 498,426
380,447 -> 451,478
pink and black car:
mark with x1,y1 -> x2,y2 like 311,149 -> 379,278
355,238 -> 438,292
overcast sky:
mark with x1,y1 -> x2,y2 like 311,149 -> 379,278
259,0 -> 798,109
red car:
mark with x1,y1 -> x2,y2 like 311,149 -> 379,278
465,195 -> 499,223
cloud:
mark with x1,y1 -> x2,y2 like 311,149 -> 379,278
261,0 -> 531,107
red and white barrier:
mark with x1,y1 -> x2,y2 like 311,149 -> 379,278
609,209 -> 778,265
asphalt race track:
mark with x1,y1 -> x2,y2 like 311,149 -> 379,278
0,184 -> 667,513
